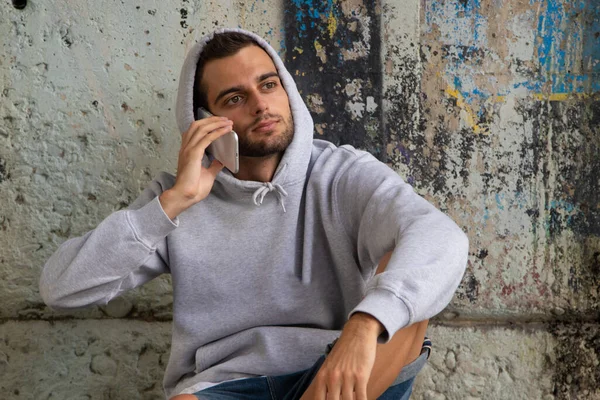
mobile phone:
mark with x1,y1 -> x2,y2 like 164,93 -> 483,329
197,107 -> 239,174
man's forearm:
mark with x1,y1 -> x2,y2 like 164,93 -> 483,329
344,312 -> 385,339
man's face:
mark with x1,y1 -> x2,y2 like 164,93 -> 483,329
201,45 -> 294,157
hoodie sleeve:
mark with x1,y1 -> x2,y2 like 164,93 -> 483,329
335,151 -> 469,343
39,172 -> 179,311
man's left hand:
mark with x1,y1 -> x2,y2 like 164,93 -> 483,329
305,313 -> 384,400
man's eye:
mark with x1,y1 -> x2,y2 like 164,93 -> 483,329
264,82 -> 276,89
227,96 -> 241,104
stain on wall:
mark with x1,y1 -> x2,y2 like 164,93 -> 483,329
551,322 -> 600,399
284,0 -> 386,160
420,0 -> 600,320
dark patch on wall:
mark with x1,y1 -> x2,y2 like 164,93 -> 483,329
517,99 -> 600,240
548,207 -> 563,239
59,26 -> 73,48
476,248 -> 488,260
384,49 -> 425,185
458,273 -> 479,303
569,100 -> 600,237
550,323 -> 600,399
517,101 -> 545,188
284,0 -> 385,160
0,158 -> 8,183
180,8 -> 188,29
551,100 -> 599,238
592,251 -> 600,275
518,97 -> 600,308
457,127 -> 476,188
441,44 -> 486,67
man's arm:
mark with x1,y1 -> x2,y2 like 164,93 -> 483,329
302,148 -> 468,399
40,117 -> 231,310
337,150 -> 469,342
39,174 -> 177,310
301,252 -> 429,400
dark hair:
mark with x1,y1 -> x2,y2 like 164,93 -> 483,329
193,32 -> 260,115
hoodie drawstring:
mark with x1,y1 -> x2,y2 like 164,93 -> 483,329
252,182 -> 288,213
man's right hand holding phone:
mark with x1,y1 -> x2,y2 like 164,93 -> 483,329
159,117 -> 233,220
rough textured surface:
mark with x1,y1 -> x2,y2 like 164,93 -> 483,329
419,0 -> 600,319
0,320 -> 172,399
412,324 -> 558,400
4,321 -> 595,400
0,0 -> 283,321
1,0 -> 599,399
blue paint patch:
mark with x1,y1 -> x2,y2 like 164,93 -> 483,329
289,0 -> 338,38
528,0 -> 599,94
495,193 -> 505,211
426,0 -> 600,104
546,199 -> 583,227
548,199 -> 576,213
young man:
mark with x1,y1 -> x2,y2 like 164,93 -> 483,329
40,29 -> 469,400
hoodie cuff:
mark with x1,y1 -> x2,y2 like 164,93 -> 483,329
349,286 -> 411,344
126,196 -> 179,249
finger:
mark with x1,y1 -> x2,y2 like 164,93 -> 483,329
341,377 -> 354,400
184,118 -> 232,150
182,118 -> 231,149
327,373 -> 342,400
187,121 -> 233,151
206,159 -> 224,178
341,391 -> 356,400
193,125 -> 234,155
313,374 -> 327,400
355,380 -> 367,400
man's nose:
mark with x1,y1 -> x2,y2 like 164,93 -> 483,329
250,93 -> 268,116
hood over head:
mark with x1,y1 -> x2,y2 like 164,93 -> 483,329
174,28 -> 314,212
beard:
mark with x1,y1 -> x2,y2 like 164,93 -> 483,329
238,113 -> 294,157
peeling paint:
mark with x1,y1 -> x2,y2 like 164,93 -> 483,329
285,0 -> 384,158
419,0 -> 600,324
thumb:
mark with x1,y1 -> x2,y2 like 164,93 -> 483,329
207,160 -> 224,179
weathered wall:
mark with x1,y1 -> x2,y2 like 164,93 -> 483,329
0,0 -> 598,399
417,1 -> 600,398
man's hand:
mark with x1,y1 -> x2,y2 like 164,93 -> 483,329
303,313 -> 384,400
159,117 -> 233,219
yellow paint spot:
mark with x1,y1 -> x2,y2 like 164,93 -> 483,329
293,47 -> 304,54
532,93 -> 595,101
493,92 -> 596,103
327,9 -> 337,38
314,40 -> 322,52
314,40 -> 327,63
445,86 -> 488,135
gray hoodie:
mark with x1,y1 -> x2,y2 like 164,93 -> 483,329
39,28 -> 469,399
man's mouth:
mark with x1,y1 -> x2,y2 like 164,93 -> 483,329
252,119 -> 279,133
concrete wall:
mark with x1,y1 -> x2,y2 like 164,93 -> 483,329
0,0 -> 598,399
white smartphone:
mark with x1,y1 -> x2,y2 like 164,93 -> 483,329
197,107 -> 239,174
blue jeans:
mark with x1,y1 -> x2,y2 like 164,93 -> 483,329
193,338 -> 431,400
